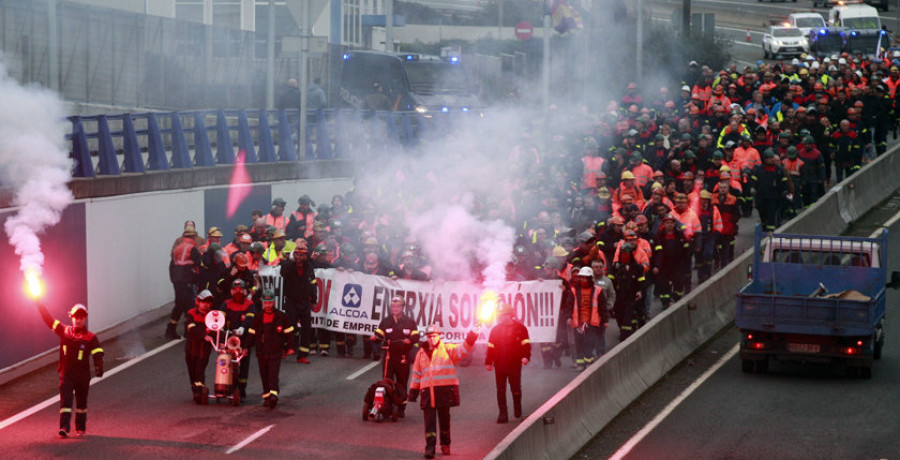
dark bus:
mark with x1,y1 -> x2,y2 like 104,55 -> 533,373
337,51 -> 482,116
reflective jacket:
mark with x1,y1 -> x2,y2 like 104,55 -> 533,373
410,332 -> 476,408
38,304 -> 103,378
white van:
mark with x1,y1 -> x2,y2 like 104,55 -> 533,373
828,3 -> 882,30
788,12 -> 827,35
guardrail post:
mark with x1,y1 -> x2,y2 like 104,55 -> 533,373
277,109 -> 298,162
146,113 -> 169,170
96,115 -> 121,175
122,114 -> 145,173
192,112 -> 215,167
169,113 -> 192,169
216,109 -> 235,165
257,109 -> 277,163
314,109 -> 333,159
70,116 -> 95,178
237,110 -> 259,164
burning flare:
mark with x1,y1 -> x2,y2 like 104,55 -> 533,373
25,269 -> 44,300
478,290 -> 499,324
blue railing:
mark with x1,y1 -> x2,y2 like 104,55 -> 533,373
67,108 -> 459,178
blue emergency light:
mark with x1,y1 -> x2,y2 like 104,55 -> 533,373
819,29 -> 827,35
343,53 -> 350,60
441,107 -> 449,113
405,54 -> 418,61
851,30 -> 858,37
449,56 -> 460,64
462,107 -> 469,112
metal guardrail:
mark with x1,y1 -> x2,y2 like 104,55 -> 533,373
67,108 -> 466,178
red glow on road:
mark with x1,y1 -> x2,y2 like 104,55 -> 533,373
24,269 -> 44,300
226,150 -> 252,219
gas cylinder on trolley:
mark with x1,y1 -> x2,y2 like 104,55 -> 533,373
203,310 -> 245,406
214,335 -> 242,395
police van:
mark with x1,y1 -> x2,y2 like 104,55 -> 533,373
337,50 -> 482,116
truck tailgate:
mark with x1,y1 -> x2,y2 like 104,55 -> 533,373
736,293 -> 880,336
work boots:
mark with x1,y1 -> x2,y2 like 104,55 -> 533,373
164,322 -> 180,340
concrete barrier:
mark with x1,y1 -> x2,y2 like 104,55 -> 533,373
486,147 -> 900,460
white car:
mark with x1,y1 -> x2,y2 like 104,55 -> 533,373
762,26 -> 809,59
788,12 -> 826,36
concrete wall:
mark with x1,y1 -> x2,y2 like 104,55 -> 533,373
485,146 -> 900,460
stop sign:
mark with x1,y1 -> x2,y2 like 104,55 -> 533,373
515,21 -> 533,41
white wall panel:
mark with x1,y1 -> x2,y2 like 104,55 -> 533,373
84,190 -> 205,331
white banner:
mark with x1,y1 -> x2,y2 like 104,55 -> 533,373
259,266 -> 563,342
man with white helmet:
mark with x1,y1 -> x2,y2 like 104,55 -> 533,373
567,266 -> 610,371
35,302 -> 104,437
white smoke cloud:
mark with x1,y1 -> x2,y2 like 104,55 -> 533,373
0,62 -> 74,275
350,109 -> 530,288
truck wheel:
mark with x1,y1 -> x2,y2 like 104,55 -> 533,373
741,359 -> 754,373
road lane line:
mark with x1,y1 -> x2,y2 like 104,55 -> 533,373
0,338 -> 184,432
609,344 -> 739,460
346,361 -> 380,380
226,424 -> 274,455
869,206 -> 900,238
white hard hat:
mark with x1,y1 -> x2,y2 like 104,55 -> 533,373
577,267 -> 594,277
69,304 -> 88,317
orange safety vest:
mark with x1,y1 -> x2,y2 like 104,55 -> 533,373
884,76 -> 900,99
570,284 -> 605,328
172,239 -> 197,267
581,156 -> 605,189
409,340 -> 472,407
290,210 -> 316,238
782,157 -> 804,177
265,214 -> 287,233
612,239 -> 651,273
671,207 -> 701,240
734,146 -> 761,171
611,183 -> 646,214
631,163 -> 654,188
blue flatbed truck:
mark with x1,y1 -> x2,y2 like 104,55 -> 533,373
736,225 -> 900,378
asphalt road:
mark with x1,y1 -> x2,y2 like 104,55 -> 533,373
0,326 -> 576,459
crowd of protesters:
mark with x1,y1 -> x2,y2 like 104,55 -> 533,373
168,52 -> 898,374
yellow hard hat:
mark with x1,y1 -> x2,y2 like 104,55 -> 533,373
621,171 -> 635,180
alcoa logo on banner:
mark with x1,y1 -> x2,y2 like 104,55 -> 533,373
342,284 -> 363,308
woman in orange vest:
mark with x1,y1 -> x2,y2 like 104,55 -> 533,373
408,324 -> 478,459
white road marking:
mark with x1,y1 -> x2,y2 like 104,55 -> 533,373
609,344 -> 740,460
0,338 -> 184,432
869,206 -> 900,238
226,424 -> 275,454
346,361 -> 380,380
